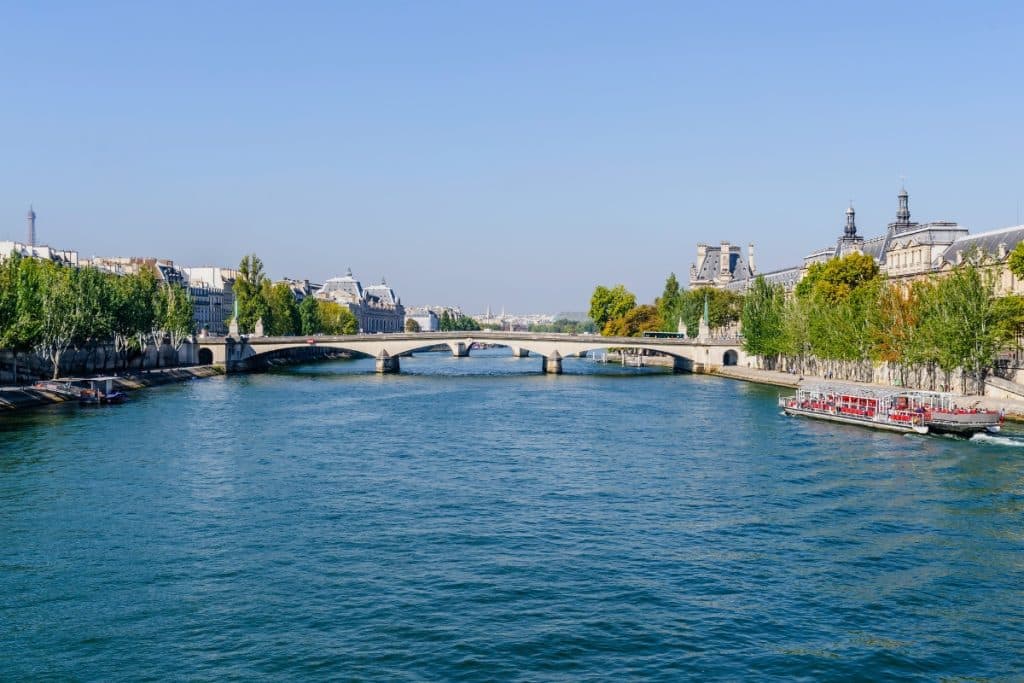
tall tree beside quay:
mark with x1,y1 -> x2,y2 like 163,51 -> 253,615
589,284 -> 637,335
157,282 -> 195,352
405,317 -> 421,332
603,304 -> 663,337
656,273 -> 682,332
299,294 -> 321,336
795,252 -> 879,304
234,254 -> 270,334
266,282 -> 301,336
917,261 -> 1006,391
317,301 -> 358,335
0,254 -> 34,382
677,288 -> 743,336
110,268 -> 158,370
34,262 -> 82,379
741,276 -> 785,365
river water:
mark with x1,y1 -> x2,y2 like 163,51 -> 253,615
2,349 -> 1023,680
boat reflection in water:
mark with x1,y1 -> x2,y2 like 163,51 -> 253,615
779,381 -> 1002,436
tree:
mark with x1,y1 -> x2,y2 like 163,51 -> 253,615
796,253 -> 879,303
917,263 -> 1004,390
267,282 -> 300,336
439,311 -> 481,331
741,275 -> 785,362
158,282 -> 194,351
657,273 -> 682,332
34,263 -> 81,378
299,295 -> 321,336
677,288 -> 743,336
1009,242 -> 1024,281
405,317 -> 421,332
589,284 -> 637,335
234,254 -> 270,333
318,300 -> 358,335
110,269 -> 158,369
603,304 -> 663,337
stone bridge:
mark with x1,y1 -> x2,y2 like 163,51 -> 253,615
197,331 -> 749,375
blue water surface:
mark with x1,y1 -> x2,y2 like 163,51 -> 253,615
2,349 -> 1023,680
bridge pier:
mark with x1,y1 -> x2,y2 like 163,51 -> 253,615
510,346 -> 530,358
449,342 -> 470,358
541,352 -> 562,375
375,352 -> 400,374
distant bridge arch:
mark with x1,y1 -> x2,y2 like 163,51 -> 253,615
197,331 -> 748,375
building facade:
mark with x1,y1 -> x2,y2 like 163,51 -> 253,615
316,270 -> 405,333
405,306 -> 440,332
699,188 -> 1024,296
183,266 -> 238,336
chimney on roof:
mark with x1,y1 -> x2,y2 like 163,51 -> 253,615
748,243 -> 756,274
719,241 -> 731,279
697,243 -> 707,266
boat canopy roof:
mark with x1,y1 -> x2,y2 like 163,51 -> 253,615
797,380 -> 951,402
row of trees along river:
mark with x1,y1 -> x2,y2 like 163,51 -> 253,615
0,253 -> 193,380
589,250 -> 1024,394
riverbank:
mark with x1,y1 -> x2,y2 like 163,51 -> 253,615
711,365 -> 1024,421
0,365 -> 225,412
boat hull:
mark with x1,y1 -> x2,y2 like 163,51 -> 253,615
925,413 -> 1001,435
782,406 -> 928,434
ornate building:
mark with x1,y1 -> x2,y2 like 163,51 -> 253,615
316,269 -> 405,333
689,241 -> 755,288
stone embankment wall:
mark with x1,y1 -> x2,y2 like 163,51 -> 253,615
760,356 -> 985,395
0,342 -> 199,385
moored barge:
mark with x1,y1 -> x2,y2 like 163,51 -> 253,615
779,381 -> 1002,436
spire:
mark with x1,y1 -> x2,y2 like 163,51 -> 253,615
26,205 -> 36,247
844,202 -> 857,237
896,185 -> 911,226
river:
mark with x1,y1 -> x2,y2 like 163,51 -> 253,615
2,348 -> 1023,680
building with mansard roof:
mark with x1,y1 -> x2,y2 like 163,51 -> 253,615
316,269 -> 406,333
689,241 -> 756,288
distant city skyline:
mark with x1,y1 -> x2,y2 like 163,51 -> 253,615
2,2 -> 1022,311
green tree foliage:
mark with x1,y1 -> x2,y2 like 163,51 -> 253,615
603,304 -> 663,337
677,288 -> 743,336
266,282 -> 301,336
110,267 -> 158,368
1008,242 -> 1024,281
589,284 -> 637,335
528,318 -> 597,334
0,254 -> 201,379
158,282 -> 195,350
916,263 -> 1006,386
795,252 -> 879,303
439,311 -> 481,331
656,273 -> 682,332
736,251 -> 1019,390
298,295 -> 321,336
35,264 -> 83,378
741,276 -> 785,360
317,300 -> 358,335
405,317 -> 421,332
234,254 -> 270,334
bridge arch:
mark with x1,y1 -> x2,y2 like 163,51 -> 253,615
198,347 -> 214,365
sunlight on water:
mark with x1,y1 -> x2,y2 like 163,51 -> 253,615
2,348 -> 1023,680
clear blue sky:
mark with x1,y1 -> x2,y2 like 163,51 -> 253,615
1,1 -> 1022,312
